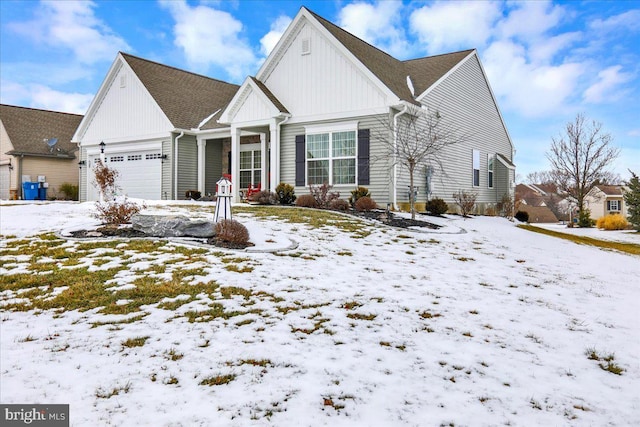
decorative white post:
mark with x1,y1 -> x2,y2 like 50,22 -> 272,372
214,176 -> 232,222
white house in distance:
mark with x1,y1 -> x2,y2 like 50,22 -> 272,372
75,7 -> 515,212
585,185 -> 628,220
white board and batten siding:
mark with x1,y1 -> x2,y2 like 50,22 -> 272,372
409,54 -> 514,207
259,18 -> 390,118
79,61 -> 173,144
231,88 -> 277,124
280,114 -> 392,203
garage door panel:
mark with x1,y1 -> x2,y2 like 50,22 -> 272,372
89,150 -> 161,200
0,165 -> 10,200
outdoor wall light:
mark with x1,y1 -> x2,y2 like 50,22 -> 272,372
78,160 -> 86,169
99,141 -> 106,153
161,154 -> 168,159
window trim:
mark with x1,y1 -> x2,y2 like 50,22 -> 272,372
608,200 -> 620,211
487,153 -> 494,188
239,143 -> 262,189
472,149 -> 480,187
305,124 -> 358,186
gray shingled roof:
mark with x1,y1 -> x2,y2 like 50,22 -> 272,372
1,104 -> 82,158
306,8 -> 472,105
250,76 -> 289,114
595,185 -> 623,196
121,53 -> 239,130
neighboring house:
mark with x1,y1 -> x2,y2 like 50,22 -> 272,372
0,104 -> 82,200
515,183 -> 547,207
517,205 -> 559,223
219,7 -> 515,210
74,52 -> 242,201
585,185 -> 628,220
516,182 -> 571,221
75,7 -> 515,210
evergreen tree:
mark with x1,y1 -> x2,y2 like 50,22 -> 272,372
624,171 -> 640,231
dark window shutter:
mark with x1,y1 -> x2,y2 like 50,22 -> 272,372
227,151 -> 232,174
357,129 -> 370,186
295,135 -> 305,187
607,201 -> 611,211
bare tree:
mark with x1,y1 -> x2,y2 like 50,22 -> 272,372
547,113 -> 619,224
374,105 -> 465,219
525,170 -> 554,185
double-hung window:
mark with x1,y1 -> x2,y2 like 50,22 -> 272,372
306,126 -> 356,185
239,149 -> 261,189
472,149 -> 480,187
487,154 -> 494,188
607,200 -> 620,211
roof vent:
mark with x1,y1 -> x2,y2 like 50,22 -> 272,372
406,76 -> 415,97
301,38 -> 310,55
120,74 -> 127,88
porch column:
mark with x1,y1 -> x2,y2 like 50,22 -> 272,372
269,121 -> 278,193
231,127 -> 241,202
197,138 -> 207,194
260,133 -> 267,191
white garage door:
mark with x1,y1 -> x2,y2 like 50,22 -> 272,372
89,151 -> 162,200
0,165 -> 10,200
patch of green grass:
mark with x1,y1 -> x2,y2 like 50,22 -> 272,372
95,382 -> 131,398
225,264 -> 254,273
346,312 -> 376,321
121,336 -> 149,348
183,303 -> 250,323
585,348 -> 625,375
200,374 -> 236,386
518,225 -> 640,256
91,312 -> 149,328
165,348 -> 184,361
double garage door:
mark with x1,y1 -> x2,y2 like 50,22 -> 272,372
89,150 -> 162,200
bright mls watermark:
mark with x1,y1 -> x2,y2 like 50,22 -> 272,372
1,404 -> 69,426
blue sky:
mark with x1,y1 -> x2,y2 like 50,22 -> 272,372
1,0 -> 638,180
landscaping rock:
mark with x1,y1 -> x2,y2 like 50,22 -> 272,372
131,214 -> 215,238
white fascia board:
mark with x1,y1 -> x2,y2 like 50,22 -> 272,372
85,140 -> 163,156
257,9 -> 400,105
72,55 -> 123,143
219,77 -> 252,124
415,50 -> 476,101
285,106 -> 389,125
195,128 -> 232,139
496,154 -> 516,170
305,121 -> 358,134
82,132 -> 173,146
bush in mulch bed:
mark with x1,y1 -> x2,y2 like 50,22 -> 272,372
208,219 -> 254,249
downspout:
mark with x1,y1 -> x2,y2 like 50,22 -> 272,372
174,131 -> 185,200
17,154 -> 23,199
392,104 -> 409,210
275,114 -> 291,186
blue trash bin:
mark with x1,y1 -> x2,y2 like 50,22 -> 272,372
23,182 -> 39,200
38,186 -> 48,201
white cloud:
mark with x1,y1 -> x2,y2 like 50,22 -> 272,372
482,41 -> 584,117
260,15 -> 292,56
409,1 -> 501,54
0,81 -> 93,114
338,1 -> 410,58
528,31 -> 581,64
583,65 -> 634,104
497,1 -> 566,41
589,9 -> 640,33
159,0 -> 256,81
8,0 -> 130,64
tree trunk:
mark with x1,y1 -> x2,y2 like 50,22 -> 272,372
409,161 -> 415,220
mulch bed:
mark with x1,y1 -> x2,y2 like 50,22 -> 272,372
351,209 -> 441,229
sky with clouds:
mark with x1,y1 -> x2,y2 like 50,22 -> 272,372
1,0 -> 638,179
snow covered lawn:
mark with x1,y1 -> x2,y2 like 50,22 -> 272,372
1,202 -> 639,426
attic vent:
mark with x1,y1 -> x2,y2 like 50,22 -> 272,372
120,74 -> 127,88
301,38 -> 310,55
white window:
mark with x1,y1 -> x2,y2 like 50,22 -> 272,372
472,149 -> 480,187
239,150 -> 261,189
110,156 -> 124,162
306,130 -> 356,185
607,200 -> 620,211
145,153 -> 162,160
127,154 -> 142,161
488,154 -> 494,188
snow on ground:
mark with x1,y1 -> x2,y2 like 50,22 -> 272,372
1,201 -> 639,426
533,221 -> 640,244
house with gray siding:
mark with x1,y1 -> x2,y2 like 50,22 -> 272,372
75,7 -> 515,212
219,7 -> 515,211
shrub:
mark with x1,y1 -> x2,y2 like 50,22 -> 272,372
349,186 -> 371,207
58,182 -> 79,201
578,209 -> 593,228
185,190 -> 201,200
453,190 -> 477,217
497,193 -> 514,218
426,198 -> 448,215
215,219 -> 250,247
596,214 -> 628,230
94,198 -> 145,225
515,210 -> 529,223
355,196 -> 378,212
275,183 -> 296,205
309,183 -> 340,208
295,194 -> 318,208
329,199 -> 350,211
93,160 -> 119,199
249,190 -> 277,205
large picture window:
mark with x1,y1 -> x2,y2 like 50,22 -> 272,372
307,130 -> 356,185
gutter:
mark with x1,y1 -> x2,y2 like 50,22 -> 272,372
275,113 -> 291,187
174,131 -> 185,200
392,103 -> 410,210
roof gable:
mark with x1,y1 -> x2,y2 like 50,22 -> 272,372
218,77 -> 288,125
121,53 -> 239,130
1,104 -> 82,158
